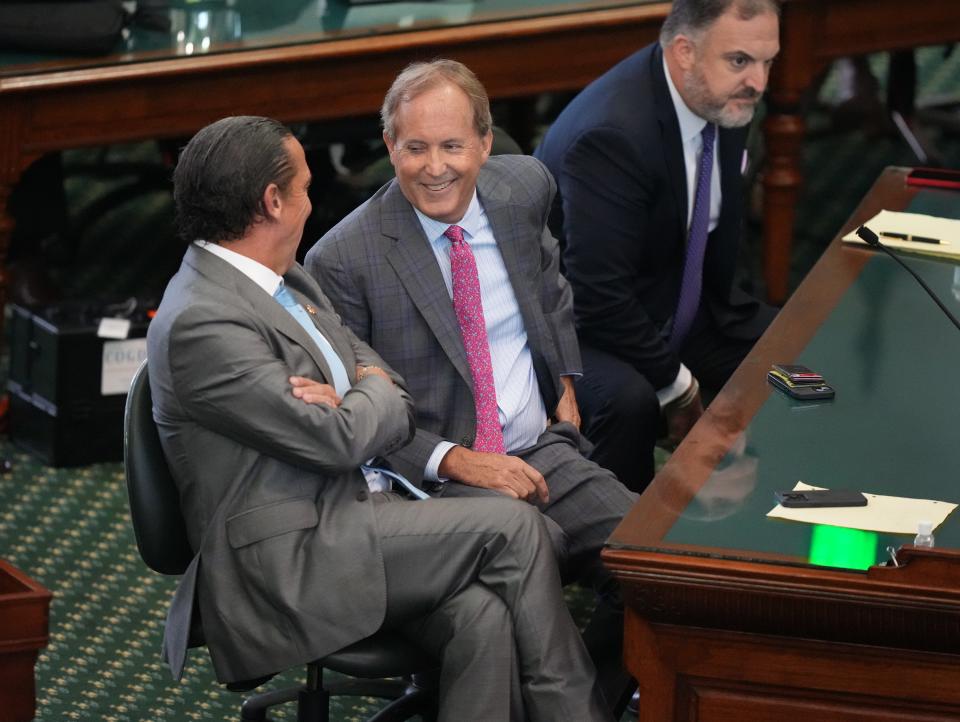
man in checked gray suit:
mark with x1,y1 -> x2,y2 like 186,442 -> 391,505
305,60 -> 638,716
147,115 -> 611,721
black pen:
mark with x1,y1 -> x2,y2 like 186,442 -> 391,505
880,231 -> 941,245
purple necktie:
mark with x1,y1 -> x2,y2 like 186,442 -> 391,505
445,225 -> 505,454
670,122 -> 716,351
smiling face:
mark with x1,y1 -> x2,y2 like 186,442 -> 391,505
673,8 -> 780,128
384,82 -> 493,224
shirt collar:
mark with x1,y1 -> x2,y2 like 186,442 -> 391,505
662,51 -> 708,145
413,190 -> 483,244
195,240 -> 283,296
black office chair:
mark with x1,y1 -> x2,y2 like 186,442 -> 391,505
123,360 -> 438,722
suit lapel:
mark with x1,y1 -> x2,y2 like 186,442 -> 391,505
478,172 -> 542,341
286,265 -> 357,380
651,44 -> 689,245
381,183 -> 473,387
185,245 -> 337,385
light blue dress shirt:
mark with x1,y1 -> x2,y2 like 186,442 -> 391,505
414,193 -> 549,481
274,282 -> 351,396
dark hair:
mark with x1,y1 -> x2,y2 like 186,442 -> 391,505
173,116 -> 294,243
381,59 -> 492,141
660,0 -> 779,45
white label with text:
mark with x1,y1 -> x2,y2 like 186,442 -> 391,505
102,339 -> 147,395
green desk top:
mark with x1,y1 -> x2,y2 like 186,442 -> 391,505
0,0 -> 655,76
663,189 -> 960,571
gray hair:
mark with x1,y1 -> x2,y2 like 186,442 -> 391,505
660,0 -> 780,46
381,59 -> 492,141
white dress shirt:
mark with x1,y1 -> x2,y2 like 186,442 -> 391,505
656,54 -> 723,406
197,240 -> 283,296
662,54 -> 722,232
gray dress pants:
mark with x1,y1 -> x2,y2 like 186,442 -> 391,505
373,493 -> 612,722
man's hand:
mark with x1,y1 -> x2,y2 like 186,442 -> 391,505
438,446 -> 550,504
356,365 -> 394,385
662,377 -> 703,449
289,376 -> 341,408
552,375 -> 581,429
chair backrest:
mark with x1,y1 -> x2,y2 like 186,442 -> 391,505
490,126 -> 524,156
123,360 -> 194,576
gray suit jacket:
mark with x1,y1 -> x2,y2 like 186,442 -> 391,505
147,244 -> 415,683
304,155 -> 581,483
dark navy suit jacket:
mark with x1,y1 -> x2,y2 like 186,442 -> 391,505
535,43 -> 769,389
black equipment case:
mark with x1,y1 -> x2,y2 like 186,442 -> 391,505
8,300 -> 151,466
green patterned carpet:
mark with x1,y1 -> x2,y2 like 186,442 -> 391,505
0,442 -> 458,721
0,441 -> 594,721
1,46 -> 959,722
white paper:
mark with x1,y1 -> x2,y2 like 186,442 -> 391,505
101,339 -> 147,395
97,317 -> 131,340
842,209 -> 960,259
767,481 -> 957,535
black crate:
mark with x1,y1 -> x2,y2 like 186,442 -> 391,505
8,301 -> 151,466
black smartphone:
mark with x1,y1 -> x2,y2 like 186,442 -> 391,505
775,489 -> 867,508
767,372 -> 835,400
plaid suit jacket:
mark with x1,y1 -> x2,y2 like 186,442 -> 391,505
305,154 -> 581,484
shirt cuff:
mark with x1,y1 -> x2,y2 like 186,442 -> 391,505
656,364 -> 693,409
424,440 -> 458,482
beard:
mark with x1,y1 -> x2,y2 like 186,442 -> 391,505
683,65 -> 761,128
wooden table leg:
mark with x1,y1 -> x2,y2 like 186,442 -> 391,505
762,109 -> 805,306
0,103 -> 25,330
624,606 -> 677,721
0,112 -> 44,341
761,1 -> 820,306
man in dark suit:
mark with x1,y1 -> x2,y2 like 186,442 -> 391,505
148,115 -> 611,721
535,0 -> 780,492
305,60 -> 637,715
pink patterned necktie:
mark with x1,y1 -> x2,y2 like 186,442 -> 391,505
445,225 -> 505,454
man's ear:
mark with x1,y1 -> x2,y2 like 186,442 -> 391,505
263,182 -> 283,220
671,34 -> 697,73
480,129 -> 493,163
383,131 -> 398,165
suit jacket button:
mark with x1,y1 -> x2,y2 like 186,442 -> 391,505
462,435 -> 474,448
356,491 -> 368,502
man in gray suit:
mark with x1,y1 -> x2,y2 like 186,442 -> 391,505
305,60 -> 637,715
147,115 -> 612,722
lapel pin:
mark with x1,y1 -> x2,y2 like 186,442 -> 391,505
305,304 -> 317,315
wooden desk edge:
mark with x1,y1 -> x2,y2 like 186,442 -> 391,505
0,3 -> 671,92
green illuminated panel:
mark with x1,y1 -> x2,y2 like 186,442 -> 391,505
808,525 -> 879,571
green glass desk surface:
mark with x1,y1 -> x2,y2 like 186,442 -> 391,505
617,185 -> 960,572
0,0 -> 658,76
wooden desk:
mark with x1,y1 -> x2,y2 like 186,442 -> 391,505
604,167 -> 960,721
0,558 -> 51,722
0,0 -> 667,312
2,1 -> 958,309
763,0 -> 960,303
